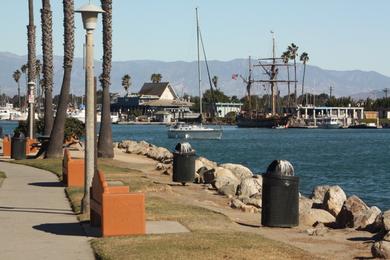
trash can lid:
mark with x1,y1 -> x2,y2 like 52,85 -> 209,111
265,160 -> 295,176
174,142 -> 195,154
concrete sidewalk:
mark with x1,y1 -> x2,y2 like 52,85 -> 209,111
0,162 -> 94,260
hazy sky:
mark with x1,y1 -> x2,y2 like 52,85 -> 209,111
1,0 -> 390,76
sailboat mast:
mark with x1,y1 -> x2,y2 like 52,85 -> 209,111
196,8 -> 202,121
271,31 -> 277,116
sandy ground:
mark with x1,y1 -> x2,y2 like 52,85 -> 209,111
110,148 -> 375,259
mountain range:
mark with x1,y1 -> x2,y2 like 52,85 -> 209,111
1,51 -> 390,100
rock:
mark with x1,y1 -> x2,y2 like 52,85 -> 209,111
237,177 -> 262,198
299,196 -> 314,215
156,163 -> 164,170
219,163 -> 253,180
306,222 -> 329,236
195,159 -> 204,174
372,241 -> 390,259
384,232 -> 390,242
213,168 -> 240,189
247,197 -> 262,208
323,185 -> 347,217
384,210 -> 390,231
355,206 -> 382,231
336,195 -> 369,228
310,185 -> 331,205
265,160 -> 294,176
218,183 -> 238,197
300,208 -> 336,227
230,198 -> 245,209
241,205 -> 260,213
198,157 -> 217,170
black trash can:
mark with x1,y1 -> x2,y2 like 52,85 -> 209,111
261,160 -> 299,227
172,142 -> 196,185
11,134 -> 26,160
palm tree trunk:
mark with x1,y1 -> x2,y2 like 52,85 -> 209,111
287,66 -> 290,107
27,0 -> 36,138
17,82 -> 21,108
294,58 -> 297,105
302,63 -> 306,105
41,0 -> 54,135
46,0 -> 74,158
97,0 -> 114,158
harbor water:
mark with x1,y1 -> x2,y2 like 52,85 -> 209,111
1,121 -> 389,210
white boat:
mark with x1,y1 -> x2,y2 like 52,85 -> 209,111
168,122 -> 222,139
318,116 -> 342,129
0,103 -> 26,121
168,8 -> 223,140
68,109 -> 119,124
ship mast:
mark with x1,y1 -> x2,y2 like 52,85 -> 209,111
196,7 -> 202,124
271,31 -> 277,116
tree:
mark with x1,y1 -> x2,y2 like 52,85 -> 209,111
27,0 -> 37,137
288,43 -> 299,105
122,74 -> 131,95
300,52 -> 309,104
151,73 -> 162,83
98,0 -> 114,159
35,59 -> 42,116
281,50 -> 291,107
40,0 -> 54,135
46,0 -> 74,158
212,75 -> 218,89
12,70 -> 22,108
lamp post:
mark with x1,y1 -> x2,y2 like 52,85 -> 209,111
75,3 -> 104,213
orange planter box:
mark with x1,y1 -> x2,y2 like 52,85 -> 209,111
62,149 -> 85,187
26,138 -> 39,155
90,170 -> 146,237
2,136 -> 11,157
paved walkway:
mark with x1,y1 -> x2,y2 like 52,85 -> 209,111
0,162 -> 94,260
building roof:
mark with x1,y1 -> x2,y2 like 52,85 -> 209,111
142,99 -> 193,107
138,82 -> 177,99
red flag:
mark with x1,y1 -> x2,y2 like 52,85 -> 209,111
232,74 -> 238,80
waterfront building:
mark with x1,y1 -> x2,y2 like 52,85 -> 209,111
214,102 -> 243,117
296,105 -> 364,127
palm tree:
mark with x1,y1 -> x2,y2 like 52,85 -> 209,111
97,0 -> 114,159
122,74 -> 131,95
40,0 -> 54,135
281,51 -> 291,107
151,73 -> 162,83
288,43 -> 298,104
212,75 -> 218,90
46,0 -> 74,158
300,52 -> 309,105
27,0 -> 37,137
12,70 -> 22,108
35,59 -> 42,116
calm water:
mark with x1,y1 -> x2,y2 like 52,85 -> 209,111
1,121 -> 389,210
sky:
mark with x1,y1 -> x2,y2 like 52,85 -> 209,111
1,0 -> 390,76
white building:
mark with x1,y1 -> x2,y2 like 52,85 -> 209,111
215,102 -> 243,118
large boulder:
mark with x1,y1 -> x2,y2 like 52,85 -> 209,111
212,168 -> 240,192
372,241 -> 390,259
237,176 -> 262,198
336,195 -> 369,228
219,163 -> 253,180
323,185 -> 347,217
355,206 -> 382,231
198,157 -> 217,170
310,185 -> 331,205
300,208 -> 336,227
195,159 -> 205,173
384,210 -> 390,232
218,183 -> 238,197
299,196 -> 314,215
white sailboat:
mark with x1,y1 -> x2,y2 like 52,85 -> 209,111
168,8 -> 223,140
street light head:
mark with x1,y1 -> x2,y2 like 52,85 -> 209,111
75,3 -> 104,31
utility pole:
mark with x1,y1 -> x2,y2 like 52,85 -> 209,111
329,85 -> 333,99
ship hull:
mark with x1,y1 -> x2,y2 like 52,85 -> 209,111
236,115 -> 289,128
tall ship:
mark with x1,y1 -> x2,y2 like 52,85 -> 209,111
236,32 -> 295,128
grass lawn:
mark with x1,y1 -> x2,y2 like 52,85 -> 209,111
14,157 -> 316,259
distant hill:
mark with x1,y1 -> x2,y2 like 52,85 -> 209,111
1,51 -> 390,99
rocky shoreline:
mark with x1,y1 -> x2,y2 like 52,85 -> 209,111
117,139 -> 390,258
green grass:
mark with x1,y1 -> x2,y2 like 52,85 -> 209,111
13,158 -> 63,177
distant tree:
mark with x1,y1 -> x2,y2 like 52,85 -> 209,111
121,74 -> 131,95
212,75 -> 218,89
12,70 -> 22,108
230,95 -> 240,103
288,43 -> 299,104
281,50 -> 291,107
202,89 -> 230,104
300,52 -> 309,104
150,73 -> 162,83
